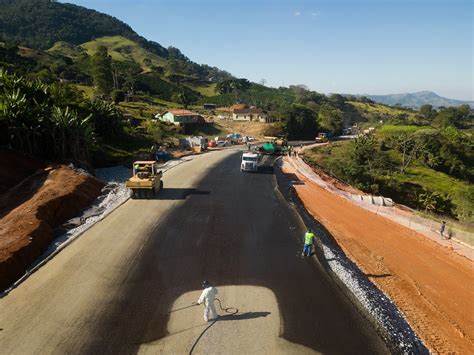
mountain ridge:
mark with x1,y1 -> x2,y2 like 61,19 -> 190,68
362,91 -> 474,108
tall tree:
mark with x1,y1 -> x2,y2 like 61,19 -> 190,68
91,46 -> 113,97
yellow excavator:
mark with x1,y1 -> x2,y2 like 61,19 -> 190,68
126,161 -> 163,199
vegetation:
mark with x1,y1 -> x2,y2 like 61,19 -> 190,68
0,69 -> 153,166
91,46 -> 113,97
0,70 -> 93,161
303,117 -> 473,223
0,0 -> 168,55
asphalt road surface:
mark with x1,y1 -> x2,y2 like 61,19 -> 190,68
0,149 -> 388,354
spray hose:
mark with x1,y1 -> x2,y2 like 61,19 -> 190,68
188,298 -> 238,354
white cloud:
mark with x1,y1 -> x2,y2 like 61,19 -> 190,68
294,11 -> 301,16
311,11 -> 320,18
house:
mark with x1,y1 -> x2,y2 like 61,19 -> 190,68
232,107 -> 271,122
156,109 -> 204,125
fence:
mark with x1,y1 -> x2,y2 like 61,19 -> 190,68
285,153 -> 473,259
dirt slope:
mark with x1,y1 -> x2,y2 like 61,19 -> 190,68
283,161 -> 474,353
0,153 -> 104,290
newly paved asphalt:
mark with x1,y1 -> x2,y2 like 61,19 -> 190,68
0,150 -> 388,354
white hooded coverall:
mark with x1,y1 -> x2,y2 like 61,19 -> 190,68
197,286 -> 218,321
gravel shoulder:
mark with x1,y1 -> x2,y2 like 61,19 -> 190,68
281,157 -> 474,353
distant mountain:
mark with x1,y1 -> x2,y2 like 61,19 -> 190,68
365,91 -> 474,108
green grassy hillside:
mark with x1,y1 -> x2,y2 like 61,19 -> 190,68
80,36 -> 167,72
47,41 -> 87,58
348,101 -> 417,120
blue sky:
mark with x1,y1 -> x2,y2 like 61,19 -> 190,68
62,0 -> 473,100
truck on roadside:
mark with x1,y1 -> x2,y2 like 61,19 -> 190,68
241,152 -> 260,172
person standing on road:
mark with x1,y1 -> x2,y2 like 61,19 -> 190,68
197,280 -> 219,322
302,228 -> 315,257
440,221 -> 446,239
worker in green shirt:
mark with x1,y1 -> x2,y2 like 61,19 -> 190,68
302,228 -> 315,257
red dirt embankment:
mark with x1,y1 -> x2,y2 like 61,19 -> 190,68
283,161 -> 474,353
0,152 -> 104,290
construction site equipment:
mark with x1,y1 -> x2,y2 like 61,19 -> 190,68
259,142 -> 284,155
179,136 -> 208,150
315,133 -> 328,143
126,161 -> 163,199
263,136 -> 287,146
241,152 -> 260,172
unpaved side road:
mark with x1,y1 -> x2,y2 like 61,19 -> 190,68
0,150 -> 387,354
282,159 -> 474,354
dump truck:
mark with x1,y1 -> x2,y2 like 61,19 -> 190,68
126,160 -> 163,199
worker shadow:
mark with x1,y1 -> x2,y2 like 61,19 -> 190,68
217,311 -> 271,321
154,188 -> 211,200
284,173 -> 305,185
365,273 -> 391,278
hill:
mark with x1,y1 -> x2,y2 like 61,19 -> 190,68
80,36 -> 167,72
0,0 -> 232,86
365,91 -> 474,108
0,0 -> 168,57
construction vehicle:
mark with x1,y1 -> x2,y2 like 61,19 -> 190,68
263,136 -> 287,147
259,142 -> 282,155
126,161 -> 163,199
241,152 -> 260,172
315,133 -> 329,143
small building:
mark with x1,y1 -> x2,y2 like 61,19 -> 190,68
156,109 -> 204,125
232,108 -> 269,122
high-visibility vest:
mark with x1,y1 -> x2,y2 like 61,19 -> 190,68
304,232 -> 315,245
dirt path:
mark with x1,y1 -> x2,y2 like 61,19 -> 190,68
282,160 -> 474,353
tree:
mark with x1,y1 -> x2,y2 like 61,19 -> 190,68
282,105 -> 318,140
87,100 -> 123,139
0,70 -> 94,161
318,103 -> 344,134
419,104 -> 436,121
112,89 -> 125,104
391,132 -> 426,173
91,46 -> 113,97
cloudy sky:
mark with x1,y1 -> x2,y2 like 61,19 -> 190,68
62,0 -> 473,100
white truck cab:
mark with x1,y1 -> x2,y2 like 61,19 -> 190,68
241,152 -> 260,172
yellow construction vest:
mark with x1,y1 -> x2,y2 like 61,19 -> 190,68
304,232 -> 315,245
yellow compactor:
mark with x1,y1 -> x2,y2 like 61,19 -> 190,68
126,161 -> 163,199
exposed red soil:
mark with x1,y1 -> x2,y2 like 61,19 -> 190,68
283,162 -> 474,353
0,152 -> 104,290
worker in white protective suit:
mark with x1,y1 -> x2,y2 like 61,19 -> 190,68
197,280 -> 219,322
